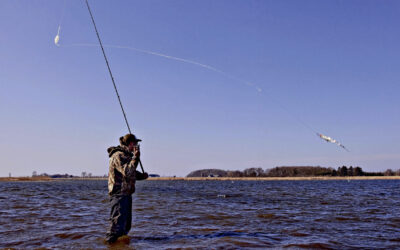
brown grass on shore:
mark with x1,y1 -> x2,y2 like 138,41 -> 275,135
0,176 -> 53,182
0,177 -> 108,182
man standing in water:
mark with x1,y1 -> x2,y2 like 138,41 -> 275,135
105,134 -> 148,243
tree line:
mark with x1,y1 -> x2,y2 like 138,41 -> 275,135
187,166 -> 400,178
32,171 -> 107,178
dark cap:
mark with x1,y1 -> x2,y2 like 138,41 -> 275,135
119,133 -> 142,146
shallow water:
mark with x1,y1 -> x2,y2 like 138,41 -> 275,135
0,180 -> 399,249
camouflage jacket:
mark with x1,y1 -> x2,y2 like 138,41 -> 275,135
107,145 -> 146,196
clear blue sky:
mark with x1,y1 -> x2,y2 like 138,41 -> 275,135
1,0 -> 399,177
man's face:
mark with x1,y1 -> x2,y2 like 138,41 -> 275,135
128,141 -> 138,152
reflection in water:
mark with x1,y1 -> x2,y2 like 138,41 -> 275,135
0,180 -> 399,248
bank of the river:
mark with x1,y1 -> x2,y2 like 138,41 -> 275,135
0,177 -> 53,182
0,177 -> 106,182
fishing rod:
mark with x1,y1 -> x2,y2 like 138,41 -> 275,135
84,0 -> 145,172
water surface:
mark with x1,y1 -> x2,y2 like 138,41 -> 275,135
0,180 -> 399,248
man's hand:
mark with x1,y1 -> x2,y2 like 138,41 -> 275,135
142,172 -> 149,179
133,145 -> 140,158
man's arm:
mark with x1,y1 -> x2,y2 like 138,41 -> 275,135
111,152 -> 138,177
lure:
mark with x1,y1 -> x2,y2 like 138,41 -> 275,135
317,133 -> 349,151
54,26 -> 61,46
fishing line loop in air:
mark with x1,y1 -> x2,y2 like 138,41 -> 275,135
54,0 -> 349,152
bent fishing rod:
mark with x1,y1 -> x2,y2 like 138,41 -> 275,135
85,0 -> 145,173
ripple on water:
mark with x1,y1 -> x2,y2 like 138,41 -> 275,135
288,231 -> 309,237
204,213 -> 236,221
257,213 -> 278,219
55,233 -> 86,240
218,237 -> 274,248
284,242 -> 334,249
11,204 -> 28,209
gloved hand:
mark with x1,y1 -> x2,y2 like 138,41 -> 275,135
133,145 -> 140,158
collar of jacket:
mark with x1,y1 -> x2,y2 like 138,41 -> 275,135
107,145 -> 133,158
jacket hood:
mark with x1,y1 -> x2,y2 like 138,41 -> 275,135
107,145 -> 132,158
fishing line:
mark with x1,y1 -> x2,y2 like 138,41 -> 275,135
84,0 -> 145,171
58,41 -> 347,150
109,44 -> 312,132
60,43 -> 316,133
59,44 -> 325,135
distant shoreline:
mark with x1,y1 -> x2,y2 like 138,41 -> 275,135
149,176 -> 400,181
1,176 -> 400,182
0,177 -> 106,182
